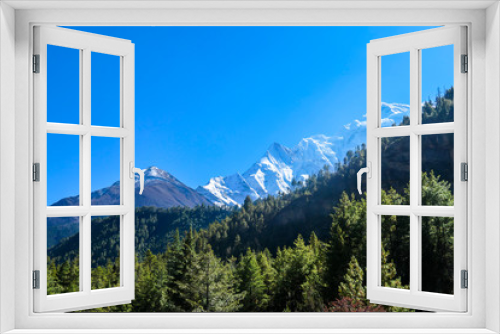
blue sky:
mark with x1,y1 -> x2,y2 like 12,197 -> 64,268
47,26 -> 453,205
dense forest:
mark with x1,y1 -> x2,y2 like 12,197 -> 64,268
47,87 -> 455,312
49,205 -> 233,265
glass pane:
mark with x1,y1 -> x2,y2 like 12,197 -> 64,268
47,45 -> 80,124
91,215 -> 121,290
381,52 -> 410,127
91,137 -> 121,205
421,133 -> 454,206
381,215 -> 410,290
421,45 -> 454,124
47,133 -> 80,206
47,217 -> 80,295
422,216 -> 454,294
381,136 -> 410,205
91,52 -> 120,127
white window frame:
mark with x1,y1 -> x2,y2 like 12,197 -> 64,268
33,26 -> 136,312
0,1 -> 498,333
365,26 -> 468,312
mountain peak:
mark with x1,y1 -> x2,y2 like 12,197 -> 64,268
198,103 -> 410,207
144,166 -> 169,178
53,166 -> 211,209
141,166 -> 183,185
266,142 -> 293,165
268,142 -> 287,151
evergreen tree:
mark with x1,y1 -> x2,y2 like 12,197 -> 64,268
199,246 -> 243,312
236,248 -> 268,311
338,256 -> 365,301
325,192 -> 367,300
257,250 -> 276,302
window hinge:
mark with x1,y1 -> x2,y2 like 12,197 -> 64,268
33,54 -> 40,73
33,163 -> 40,182
461,54 -> 468,73
33,270 -> 40,289
461,162 -> 468,182
461,270 -> 468,289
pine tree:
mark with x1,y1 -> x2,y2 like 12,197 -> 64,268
199,245 -> 243,312
257,250 -> 276,305
236,248 -> 268,311
133,250 -> 166,312
325,192 -> 367,300
338,256 -> 365,301
47,258 -> 62,295
175,228 -> 203,311
273,235 -> 323,311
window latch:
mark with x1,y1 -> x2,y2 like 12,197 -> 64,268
357,162 -> 372,195
129,162 -> 145,195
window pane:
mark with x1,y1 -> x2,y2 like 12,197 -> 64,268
421,133 -> 454,206
381,136 -> 410,205
91,52 -> 120,127
422,216 -> 454,294
421,45 -> 454,124
47,45 -> 80,124
381,52 -> 410,128
47,133 -> 80,206
47,217 -> 80,295
91,215 -> 121,290
91,137 -> 121,205
381,215 -> 410,290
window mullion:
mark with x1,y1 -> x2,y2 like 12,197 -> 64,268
82,47 -> 92,294
409,47 -> 421,295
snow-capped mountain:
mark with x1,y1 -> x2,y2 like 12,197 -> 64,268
51,166 -> 211,208
48,167 -> 211,248
197,102 -> 409,206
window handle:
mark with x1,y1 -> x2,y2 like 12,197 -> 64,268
130,162 -> 145,195
357,162 -> 371,195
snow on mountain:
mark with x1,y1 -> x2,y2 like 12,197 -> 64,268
138,166 -> 185,187
381,102 -> 410,127
48,166 -> 212,248
52,166 -> 211,208
198,103 -> 409,207
196,174 -> 260,207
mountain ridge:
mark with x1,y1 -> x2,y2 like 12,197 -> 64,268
51,166 -> 211,208
47,102 -> 410,247
197,102 -> 409,206
47,167 -> 212,248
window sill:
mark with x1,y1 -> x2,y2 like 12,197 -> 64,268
4,330 -> 497,334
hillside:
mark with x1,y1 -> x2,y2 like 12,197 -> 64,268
48,205 -> 232,265
47,167 -> 213,248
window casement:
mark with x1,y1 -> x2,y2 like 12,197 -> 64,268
361,26 -> 468,312
33,26 -> 140,312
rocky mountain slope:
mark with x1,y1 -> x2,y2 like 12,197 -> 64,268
197,102 -> 409,206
